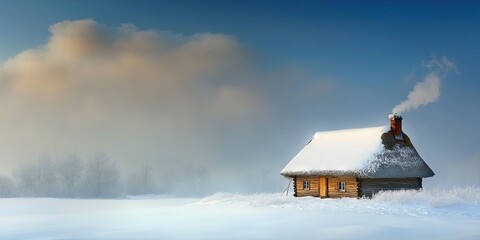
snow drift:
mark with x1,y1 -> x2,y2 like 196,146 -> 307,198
1,187 -> 479,239
196,186 -> 480,214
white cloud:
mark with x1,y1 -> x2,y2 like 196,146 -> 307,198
0,19 -> 262,170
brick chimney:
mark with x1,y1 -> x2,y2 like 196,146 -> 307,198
389,113 -> 403,138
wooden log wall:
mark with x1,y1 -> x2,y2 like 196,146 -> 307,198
294,177 -> 320,197
327,176 -> 359,198
293,176 -> 360,198
293,177 -> 297,197
359,178 -> 422,198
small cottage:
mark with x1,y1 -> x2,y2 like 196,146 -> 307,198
280,114 -> 434,198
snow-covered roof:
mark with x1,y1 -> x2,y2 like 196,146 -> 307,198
280,126 -> 434,179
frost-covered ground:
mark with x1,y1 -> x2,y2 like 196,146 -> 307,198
1,187 -> 479,239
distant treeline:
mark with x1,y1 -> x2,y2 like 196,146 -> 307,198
0,153 -> 211,198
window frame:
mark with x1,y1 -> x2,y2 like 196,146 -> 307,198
338,181 -> 346,191
303,180 -> 310,190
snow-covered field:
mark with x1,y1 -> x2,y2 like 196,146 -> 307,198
1,187 -> 479,239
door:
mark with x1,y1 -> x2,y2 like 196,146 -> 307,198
319,177 -> 328,198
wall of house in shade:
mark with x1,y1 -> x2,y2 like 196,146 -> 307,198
359,178 -> 422,198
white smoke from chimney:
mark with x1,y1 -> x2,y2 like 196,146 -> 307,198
392,56 -> 456,114
392,72 -> 440,114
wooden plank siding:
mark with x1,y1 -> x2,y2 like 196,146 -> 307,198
327,176 -> 359,198
359,178 -> 422,198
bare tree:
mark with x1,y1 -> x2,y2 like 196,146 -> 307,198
10,152 -> 128,198
14,164 -> 38,196
58,154 -> 84,197
36,156 -> 59,197
0,175 -> 16,197
127,164 -> 156,195
141,165 -> 152,195
81,153 -> 122,198
13,156 -> 60,197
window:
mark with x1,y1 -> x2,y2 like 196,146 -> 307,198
338,182 -> 346,191
303,180 -> 310,190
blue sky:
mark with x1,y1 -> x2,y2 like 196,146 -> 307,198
2,1 -> 479,80
0,1 -> 479,191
